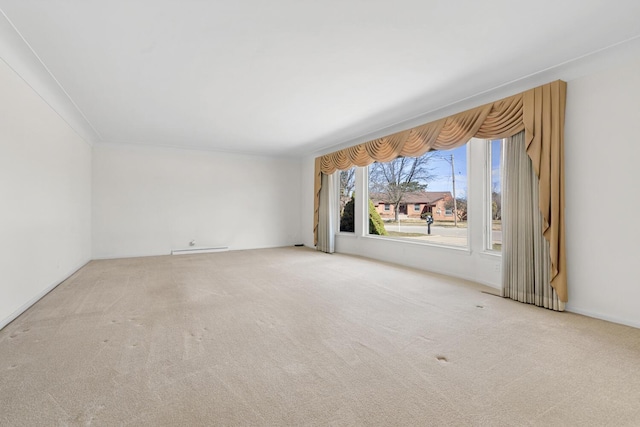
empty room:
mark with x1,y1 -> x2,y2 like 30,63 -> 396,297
2,1 -> 640,425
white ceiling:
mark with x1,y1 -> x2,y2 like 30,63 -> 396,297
1,1 -> 640,156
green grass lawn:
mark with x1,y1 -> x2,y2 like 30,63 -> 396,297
384,219 -> 468,228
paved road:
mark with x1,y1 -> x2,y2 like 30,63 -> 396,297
384,224 -> 502,243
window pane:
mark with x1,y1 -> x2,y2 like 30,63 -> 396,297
338,167 -> 355,232
489,140 -> 502,251
367,145 -> 468,247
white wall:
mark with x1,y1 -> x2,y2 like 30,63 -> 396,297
563,56 -> 640,327
92,144 -> 301,258
302,53 -> 640,328
0,59 -> 92,328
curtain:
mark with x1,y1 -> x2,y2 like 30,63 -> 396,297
317,172 -> 336,253
313,158 -> 322,246
502,132 -> 564,311
317,92 -> 524,174
313,80 -> 567,302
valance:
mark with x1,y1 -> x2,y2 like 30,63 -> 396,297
313,80 -> 567,301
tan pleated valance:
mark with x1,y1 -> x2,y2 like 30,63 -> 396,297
313,80 -> 567,302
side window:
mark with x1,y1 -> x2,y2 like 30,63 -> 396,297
338,167 -> 355,232
488,139 -> 503,251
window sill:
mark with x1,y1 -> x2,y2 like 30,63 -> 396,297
361,234 -> 471,254
480,250 -> 502,258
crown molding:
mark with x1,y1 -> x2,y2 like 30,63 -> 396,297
0,8 -> 101,146
303,35 -> 640,158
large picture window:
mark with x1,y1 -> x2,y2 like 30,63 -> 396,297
367,145 -> 469,247
317,81 -> 567,302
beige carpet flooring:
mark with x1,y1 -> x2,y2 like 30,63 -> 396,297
1,247 -> 640,426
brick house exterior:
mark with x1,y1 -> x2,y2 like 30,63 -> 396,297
370,191 -> 454,221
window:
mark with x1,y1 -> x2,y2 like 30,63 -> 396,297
487,139 -> 503,251
338,167 -> 355,232
367,145 -> 469,247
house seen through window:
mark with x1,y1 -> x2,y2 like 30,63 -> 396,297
363,144 -> 469,248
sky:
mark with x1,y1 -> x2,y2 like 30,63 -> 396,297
425,140 -> 502,197
351,140 -> 503,200
427,145 -> 468,197
491,139 -> 502,193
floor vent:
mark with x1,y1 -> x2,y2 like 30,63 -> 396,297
171,246 -> 229,255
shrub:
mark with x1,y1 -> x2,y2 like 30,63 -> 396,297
340,196 -> 388,236
368,199 -> 388,235
340,197 -> 355,232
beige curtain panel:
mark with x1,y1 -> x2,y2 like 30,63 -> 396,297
313,80 -> 567,302
317,173 -> 336,254
502,131 -> 565,311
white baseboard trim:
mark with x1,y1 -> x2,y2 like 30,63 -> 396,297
91,252 -> 167,260
92,243 -> 296,260
565,305 -> 640,330
0,259 -> 90,331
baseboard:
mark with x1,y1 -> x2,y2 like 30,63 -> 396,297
565,305 -> 640,330
93,243 -> 296,260
91,251 -> 169,260
0,259 -> 90,331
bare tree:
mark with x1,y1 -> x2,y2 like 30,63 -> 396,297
339,168 -> 355,216
369,153 -> 436,222
491,181 -> 501,220
445,197 -> 468,222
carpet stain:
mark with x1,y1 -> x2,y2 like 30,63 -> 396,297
476,305 -> 484,309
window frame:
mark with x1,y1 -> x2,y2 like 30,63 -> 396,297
485,138 -> 504,254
